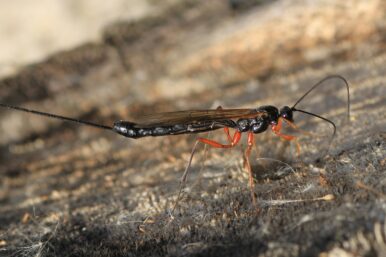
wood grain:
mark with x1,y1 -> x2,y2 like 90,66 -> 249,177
0,1 -> 385,256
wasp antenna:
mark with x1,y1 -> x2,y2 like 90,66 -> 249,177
291,75 -> 351,120
292,108 -> 336,136
292,107 -> 336,152
0,103 -> 113,131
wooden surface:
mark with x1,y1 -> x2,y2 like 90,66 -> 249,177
0,1 -> 386,256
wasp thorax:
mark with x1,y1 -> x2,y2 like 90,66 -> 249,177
236,117 -> 269,134
237,119 -> 250,132
250,118 -> 268,133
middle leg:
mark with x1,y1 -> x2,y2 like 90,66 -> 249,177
172,128 -> 242,213
244,132 -> 257,209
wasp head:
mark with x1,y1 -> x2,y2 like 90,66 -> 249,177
279,106 -> 294,122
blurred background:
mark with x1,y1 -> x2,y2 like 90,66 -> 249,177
0,1 -> 385,256
0,0 -> 162,78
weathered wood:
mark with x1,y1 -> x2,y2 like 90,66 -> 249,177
0,1 -> 385,256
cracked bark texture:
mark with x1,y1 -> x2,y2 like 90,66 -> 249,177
0,1 -> 385,256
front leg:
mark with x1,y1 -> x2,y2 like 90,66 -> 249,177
271,118 -> 301,156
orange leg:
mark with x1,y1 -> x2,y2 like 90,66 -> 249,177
223,127 -> 233,143
244,132 -> 257,209
282,118 -> 313,137
272,118 -> 301,157
201,130 -> 257,210
198,128 -> 241,148
181,129 -> 241,183
283,119 -> 298,130
172,128 -> 242,213
216,106 -> 233,144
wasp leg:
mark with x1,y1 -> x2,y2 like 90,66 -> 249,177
282,118 -> 315,137
272,118 -> 301,157
197,129 -> 241,148
244,132 -> 258,210
172,129 -> 242,214
215,106 -> 233,144
223,127 -> 233,143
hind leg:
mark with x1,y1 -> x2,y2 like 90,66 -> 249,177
244,132 -> 258,209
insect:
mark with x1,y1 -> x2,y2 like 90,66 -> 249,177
0,75 -> 350,209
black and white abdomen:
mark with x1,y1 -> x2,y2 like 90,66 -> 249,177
113,121 -> 186,138
113,120 -> 234,139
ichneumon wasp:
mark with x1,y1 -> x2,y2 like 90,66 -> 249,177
0,75 -> 350,209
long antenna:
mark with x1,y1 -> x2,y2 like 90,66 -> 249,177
291,74 -> 351,119
290,75 -> 351,153
0,103 -> 113,131
292,107 -> 337,153
292,107 -> 336,137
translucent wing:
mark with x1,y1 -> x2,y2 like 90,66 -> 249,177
133,108 -> 265,127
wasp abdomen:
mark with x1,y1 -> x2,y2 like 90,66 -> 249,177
113,121 -> 191,138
